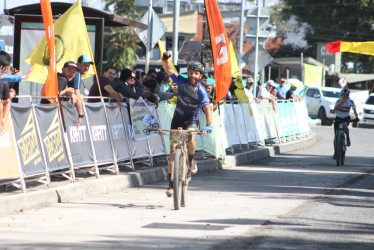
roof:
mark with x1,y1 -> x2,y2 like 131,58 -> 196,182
270,57 -> 324,67
339,73 -> 374,83
4,3 -> 147,29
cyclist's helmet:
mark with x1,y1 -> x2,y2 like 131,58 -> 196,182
341,88 -> 350,96
187,61 -> 204,73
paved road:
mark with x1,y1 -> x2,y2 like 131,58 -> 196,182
0,126 -> 373,249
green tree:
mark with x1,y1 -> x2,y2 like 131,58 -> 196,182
274,0 -> 374,73
104,0 -> 142,70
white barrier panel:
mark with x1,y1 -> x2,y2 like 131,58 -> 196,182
232,103 -> 249,144
294,100 -> 310,134
250,102 -> 266,141
240,103 -> 260,143
222,104 -> 240,147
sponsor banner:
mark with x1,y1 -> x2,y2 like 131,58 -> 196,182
10,103 -> 46,175
222,104 -> 240,147
294,101 -> 309,134
277,100 -> 292,137
121,105 -> 150,159
61,101 -> 94,167
263,103 -> 278,139
249,102 -> 265,141
232,103 -> 249,144
240,103 -> 260,143
273,102 -> 285,138
85,102 -> 114,164
129,97 -> 160,141
105,103 -> 131,162
156,103 -> 175,154
34,103 -> 70,172
0,113 -> 22,179
146,105 -> 166,157
288,101 -> 300,135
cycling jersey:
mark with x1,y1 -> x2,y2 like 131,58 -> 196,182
170,73 -> 210,120
335,97 -> 355,118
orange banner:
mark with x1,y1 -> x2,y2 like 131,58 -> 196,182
40,0 -> 58,103
205,0 -> 232,103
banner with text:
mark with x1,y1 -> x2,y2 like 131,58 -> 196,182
34,103 -> 70,172
11,103 -> 46,175
61,101 -> 94,167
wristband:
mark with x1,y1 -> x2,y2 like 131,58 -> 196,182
207,122 -> 212,126
78,114 -> 84,118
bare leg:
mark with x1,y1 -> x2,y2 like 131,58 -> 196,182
1,99 -> 10,133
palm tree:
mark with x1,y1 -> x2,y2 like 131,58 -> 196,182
104,0 -> 142,70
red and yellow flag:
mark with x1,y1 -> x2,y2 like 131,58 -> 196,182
205,0 -> 232,103
326,40 -> 374,56
40,0 -> 58,103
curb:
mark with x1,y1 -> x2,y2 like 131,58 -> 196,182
0,132 -> 316,216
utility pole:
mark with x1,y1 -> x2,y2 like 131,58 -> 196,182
172,0 -> 180,65
238,0 -> 245,70
145,0 -> 153,73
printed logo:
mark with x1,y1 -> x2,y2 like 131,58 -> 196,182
215,33 -> 229,65
43,111 -> 65,163
17,112 -> 41,166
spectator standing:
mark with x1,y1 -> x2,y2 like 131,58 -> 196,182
88,66 -> 122,106
110,68 -> 150,106
286,83 -> 303,100
276,78 -> 287,99
258,80 -> 275,102
244,77 -> 259,103
0,51 -> 33,133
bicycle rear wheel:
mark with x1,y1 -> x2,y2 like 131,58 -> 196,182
341,135 -> 346,166
173,149 -> 183,210
335,134 -> 342,167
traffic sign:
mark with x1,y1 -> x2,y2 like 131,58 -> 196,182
242,45 -> 273,74
134,9 -> 167,49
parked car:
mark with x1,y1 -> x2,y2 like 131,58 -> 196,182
362,93 -> 374,124
301,86 -> 364,126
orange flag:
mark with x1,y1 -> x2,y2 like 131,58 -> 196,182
40,0 -> 58,103
205,0 -> 232,103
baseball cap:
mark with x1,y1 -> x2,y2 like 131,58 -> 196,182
291,83 -> 298,88
77,55 -> 93,64
247,77 -> 254,83
267,80 -> 274,86
280,78 -> 285,82
63,61 -> 78,69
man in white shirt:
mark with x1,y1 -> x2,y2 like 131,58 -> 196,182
244,77 -> 259,103
258,80 -> 275,101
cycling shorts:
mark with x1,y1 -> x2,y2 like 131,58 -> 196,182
334,116 -> 350,134
170,115 -> 199,131
0,83 -> 10,100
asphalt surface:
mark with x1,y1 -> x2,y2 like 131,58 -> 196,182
0,126 -> 373,249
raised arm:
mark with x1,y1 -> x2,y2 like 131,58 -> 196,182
161,51 -> 175,76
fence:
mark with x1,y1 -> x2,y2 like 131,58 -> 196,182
0,98 -> 310,192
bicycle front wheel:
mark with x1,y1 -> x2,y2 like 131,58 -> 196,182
173,149 -> 183,210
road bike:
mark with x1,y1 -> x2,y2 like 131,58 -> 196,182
149,129 -> 201,210
334,118 -> 359,166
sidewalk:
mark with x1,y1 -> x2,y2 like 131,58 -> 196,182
0,132 -> 316,216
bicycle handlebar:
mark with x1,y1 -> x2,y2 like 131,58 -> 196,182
147,128 -> 203,135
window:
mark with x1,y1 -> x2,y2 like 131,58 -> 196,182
306,89 -> 316,97
322,90 -> 340,98
365,96 -> 374,105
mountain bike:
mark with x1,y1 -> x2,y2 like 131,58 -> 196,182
149,129 -> 201,210
334,118 -> 359,166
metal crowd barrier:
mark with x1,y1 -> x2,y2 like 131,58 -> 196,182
0,96 -> 310,192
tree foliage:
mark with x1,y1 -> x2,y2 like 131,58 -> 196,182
274,0 -> 374,73
104,0 -> 142,70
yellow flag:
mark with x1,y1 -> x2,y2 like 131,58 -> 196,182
25,0 -> 96,84
157,40 -> 177,73
229,42 -> 247,101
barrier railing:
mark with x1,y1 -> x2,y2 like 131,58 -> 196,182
0,97 -> 310,192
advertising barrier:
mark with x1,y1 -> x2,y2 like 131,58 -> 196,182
34,103 -> 70,172
61,101 -> 95,167
85,102 -> 114,165
3,97 -> 310,192
11,103 -> 47,176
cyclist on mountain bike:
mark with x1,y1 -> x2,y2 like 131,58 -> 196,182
161,51 -> 213,197
333,88 -> 358,159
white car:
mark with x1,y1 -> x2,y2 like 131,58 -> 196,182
362,93 -> 374,124
302,86 -> 364,126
